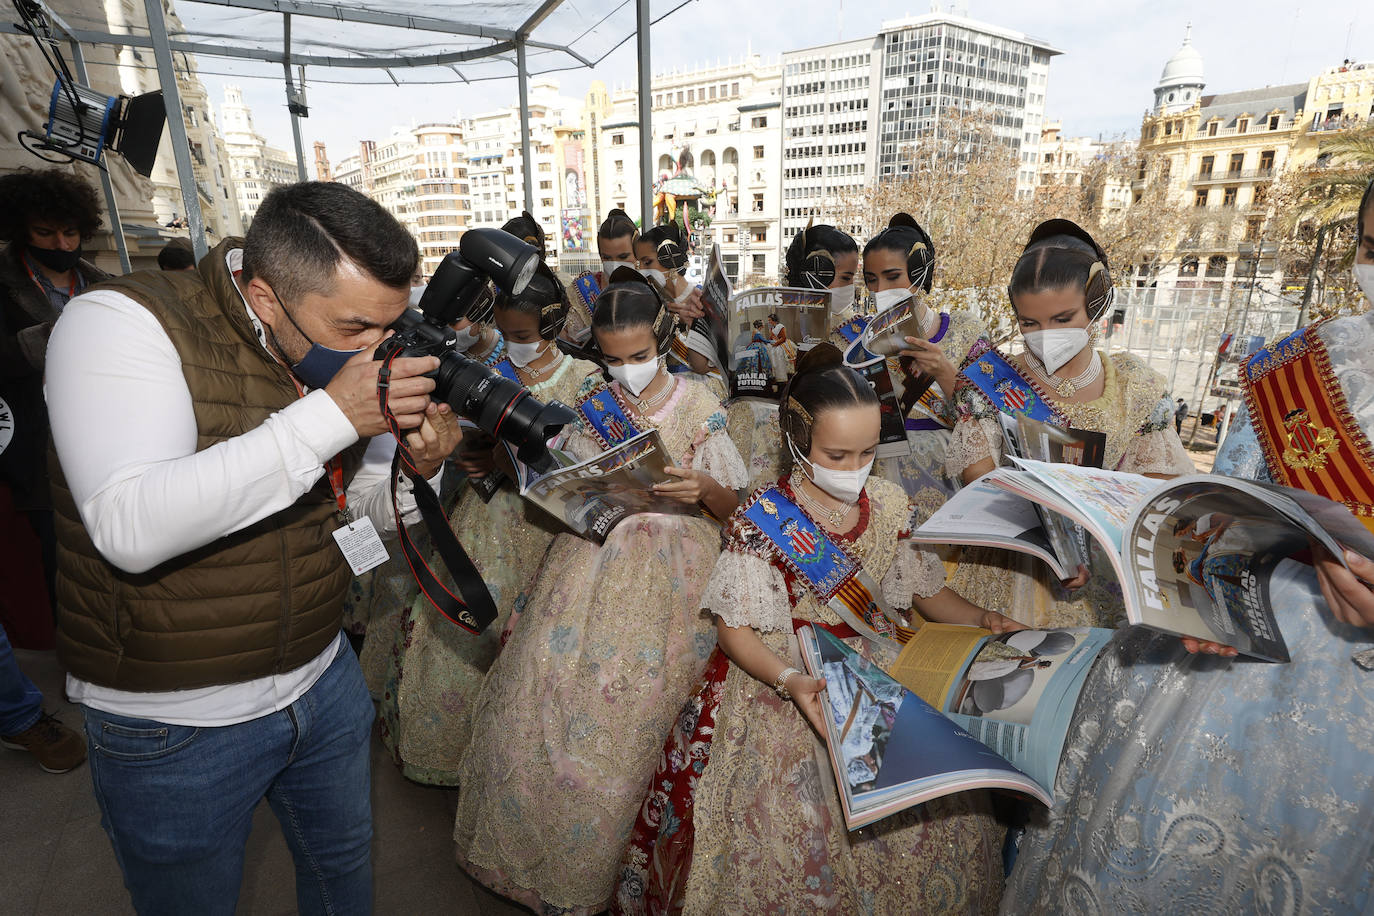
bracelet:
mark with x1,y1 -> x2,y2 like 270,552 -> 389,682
773,666 -> 801,700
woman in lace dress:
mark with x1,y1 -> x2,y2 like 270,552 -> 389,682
1004,189 -> 1374,912
452,275 -> 748,915
862,213 -> 996,526
945,221 -> 1193,628
378,263 -> 597,784
615,345 -> 1021,915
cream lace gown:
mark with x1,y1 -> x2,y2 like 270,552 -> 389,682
452,375 -> 748,915
946,349 -> 1194,628
615,475 -> 1003,914
377,355 -> 598,784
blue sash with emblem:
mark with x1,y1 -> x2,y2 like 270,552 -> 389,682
832,315 -> 871,346
960,348 -> 1064,425
739,484 -> 910,646
577,384 -> 643,449
491,358 -> 520,383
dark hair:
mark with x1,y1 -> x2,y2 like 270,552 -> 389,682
590,266 -> 675,355
157,241 -> 195,270
242,182 -> 417,303
0,167 -> 103,244
639,222 -> 688,273
863,213 -> 936,292
784,223 -> 858,289
494,261 -> 568,340
500,210 -> 546,260
1358,176 -> 1374,245
779,343 -> 879,459
598,207 -> 638,242
1007,219 -> 1114,319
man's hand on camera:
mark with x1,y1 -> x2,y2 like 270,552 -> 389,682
325,338 -> 439,438
405,401 -> 462,480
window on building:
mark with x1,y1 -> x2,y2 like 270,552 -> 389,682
611,133 -> 624,146
676,91 -> 684,104
752,254 -> 766,274
753,145 -> 765,159
752,193 -> 765,213
1180,256 -> 1199,276
1228,153 -> 1244,174
723,231 -> 736,243
1194,189 -> 1209,207
1198,155 -> 1214,178
751,116 -> 767,128
1254,182 -> 1271,204
1237,118 -> 1249,133
1245,216 -> 1264,241
1206,255 -> 1228,277
688,89 -> 695,102
614,159 -> 624,173
1258,149 -> 1275,172
1223,187 -> 1238,207
752,227 -> 767,242
1207,121 -> 1218,137
731,82 -> 740,96
1268,114 -> 1281,130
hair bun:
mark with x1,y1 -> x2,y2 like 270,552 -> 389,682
888,212 -> 920,231
1023,219 -> 1104,261
794,341 -> 844,375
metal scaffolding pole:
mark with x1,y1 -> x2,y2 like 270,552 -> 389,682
635,0 -> 652,225
66,39 -> 131,273
283,14 -> 308,181
143,0 -> 208,261
516,40 -> 534,214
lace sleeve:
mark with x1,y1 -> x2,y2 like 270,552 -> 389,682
562,428 -> 604,463
882,538 -> 948,602
691,427 -> 750,489
703,547 -> 793,634
946,415 -> 1005,479
1118,427 -> 1194,477
1213,404 -> 1271,482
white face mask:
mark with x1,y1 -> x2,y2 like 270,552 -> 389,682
788,435 -> 873,504
872,286 -> 912,312
640,267 -> 668,287
601,258 -> 634,278
829,283 -> 857,312
1023,327 -> 1090,376
506,339 -> 547,368
1355,263 -> 1374,308
450,323 -> 482,352
609,355 -> 663,397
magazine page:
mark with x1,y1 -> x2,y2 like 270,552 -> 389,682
1001,416 -> 1109,572
911,474 -> 1072,579
999,458 -> 1160,557
518,429 -> 695,543
729,287 -> 830,400
889,624 -> 1113,800
856,358 -> 911,459
797,625 -> 1050,831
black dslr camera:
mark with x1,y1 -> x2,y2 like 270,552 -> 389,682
375,228 -> 575,471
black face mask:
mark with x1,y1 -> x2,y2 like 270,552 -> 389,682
28,244 -> 83,273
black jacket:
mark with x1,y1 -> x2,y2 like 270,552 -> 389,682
0,242 -> 109,509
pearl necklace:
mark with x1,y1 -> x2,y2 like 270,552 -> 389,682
623,372 -> 674,414
1025,349 -> 1102,398
795,476 -> 853,529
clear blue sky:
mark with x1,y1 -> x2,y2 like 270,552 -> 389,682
196,0 -> 1366,160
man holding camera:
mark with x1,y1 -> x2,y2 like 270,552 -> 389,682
44,182 -> 459,914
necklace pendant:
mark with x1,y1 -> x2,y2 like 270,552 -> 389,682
1057,379 -> 1076,398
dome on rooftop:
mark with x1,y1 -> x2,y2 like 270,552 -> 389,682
1158,28 -> 1204,89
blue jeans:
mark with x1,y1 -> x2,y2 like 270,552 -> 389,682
81,640 -> 375,915
0,623 -> 43,736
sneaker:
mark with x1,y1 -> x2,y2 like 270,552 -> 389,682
1,712 -> 87,774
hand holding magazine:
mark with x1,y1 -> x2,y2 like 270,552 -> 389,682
508,428 -> 697,543
914,458 -> 1374,661
796,623 -> 1112,830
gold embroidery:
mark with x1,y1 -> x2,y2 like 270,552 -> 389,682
1281,408 -> 1340,471
590,397 -> 604,410
759,496 -> 778,517
979,360 -> 994,376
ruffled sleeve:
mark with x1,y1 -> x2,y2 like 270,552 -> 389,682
881,538 -> 948,602
562,428 -> 605,463
1120,398 -> 1195,476
946,415 -> 1005,479
703,544 -> 793,634
691,424 -> 750,489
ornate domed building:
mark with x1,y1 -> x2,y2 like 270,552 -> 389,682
1154,25 -> 1206,115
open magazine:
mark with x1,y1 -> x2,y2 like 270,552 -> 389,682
507,428 -> 695,543
797,624 -> 1111,830
914,458 -> 1374,662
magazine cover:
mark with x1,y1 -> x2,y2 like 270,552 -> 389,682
729,287 -> 830,399
798,626 -> 1051,831
687,243 -> 734,375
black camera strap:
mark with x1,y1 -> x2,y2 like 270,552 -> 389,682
377,354 -> 497,635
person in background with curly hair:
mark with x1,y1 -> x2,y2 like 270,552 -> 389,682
0,168 -> 109,626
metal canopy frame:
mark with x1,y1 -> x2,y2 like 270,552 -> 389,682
4,0 -> 672,263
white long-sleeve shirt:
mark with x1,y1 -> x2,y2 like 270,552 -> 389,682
45,250 -> 438,725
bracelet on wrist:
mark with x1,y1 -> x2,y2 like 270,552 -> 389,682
773,666 -> 801,701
